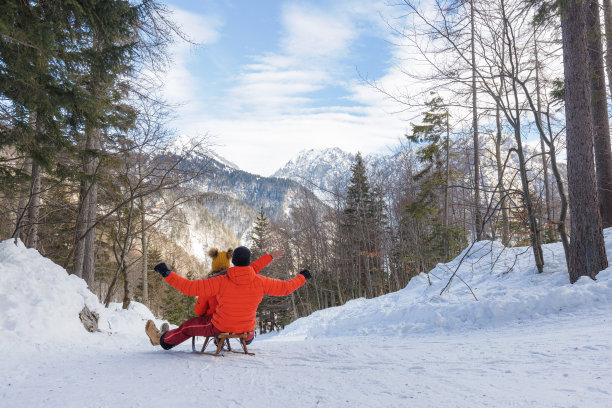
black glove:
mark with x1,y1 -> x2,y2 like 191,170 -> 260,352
154,262 -> 171,277
299,269 -> 311,280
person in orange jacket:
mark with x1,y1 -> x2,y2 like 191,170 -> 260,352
145,246 -> 311,350
194,248 -> 284,319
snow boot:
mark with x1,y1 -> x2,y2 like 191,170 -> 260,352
145,320 -> 162,346
160,322 -> 169,334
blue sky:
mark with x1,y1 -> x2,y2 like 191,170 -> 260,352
161,0 -> 414,175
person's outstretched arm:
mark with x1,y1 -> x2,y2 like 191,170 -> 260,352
260,269 -> 310,296
250,249 -> 285,273
154,262 -> 222,297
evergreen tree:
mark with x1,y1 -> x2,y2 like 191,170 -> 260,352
250,208 -> 270,260
338,152 -> 388,298
249,208 -> 288,333
0,1 -> 82,246
406,96 -> 447,218
405,96 -> 465,264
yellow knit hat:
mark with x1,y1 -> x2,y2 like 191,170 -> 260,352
208,248 -> 233,273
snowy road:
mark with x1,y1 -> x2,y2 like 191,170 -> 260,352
3,238 -> 612,407
3,312 -> 611,408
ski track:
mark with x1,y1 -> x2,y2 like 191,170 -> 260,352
2,312 -> 611,408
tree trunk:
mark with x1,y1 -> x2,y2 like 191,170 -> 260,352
470,0 -> 482,241
495,107 -> 510,246
72,178 -> 89,278
545,112 -> 570,266
560,0 -> 608,283
534,33 -> 553,231
586,0 -> 612,228
443,110 -> 450,259
25,161 -> 41,249
13,156 -> 32,243
140,196 -> 149,305
72,127 -> 99,286
122,266 -> 131,309
501,0 -> 544,273
82,128 -> 100,287
602,0 -> 612,98
513,123 -> 545,273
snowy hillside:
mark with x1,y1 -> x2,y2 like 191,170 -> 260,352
1,235 -> 611,407
170,143 -> 325,243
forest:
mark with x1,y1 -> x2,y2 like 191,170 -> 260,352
1,0 -> 610,331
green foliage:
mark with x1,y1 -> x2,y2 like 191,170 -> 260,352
405,96 -> 449,220
550,78 -> 565,102
0,0 -> 147,193
403,96 -> 466,265
336,152 -> 390,298
529,0 -> 560,26
422,223 -> 467,262
251,208 -> 270,259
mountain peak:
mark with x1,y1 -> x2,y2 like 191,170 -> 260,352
169,135 -> 241,171
273,148 -> 356,198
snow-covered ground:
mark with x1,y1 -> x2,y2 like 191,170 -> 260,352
1,233 -> 612,407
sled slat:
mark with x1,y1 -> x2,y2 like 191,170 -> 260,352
192,332 -> 254,356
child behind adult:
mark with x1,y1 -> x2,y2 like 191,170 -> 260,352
193,248 -> 285,345
145,246 -> 310,350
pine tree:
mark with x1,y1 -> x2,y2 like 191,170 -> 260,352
405,96 -> 465,264
0,1 -> 81,246
585,0 -> 612,228
249,209 -> 294,332
338,152 -> 388,298
407,98 -> 446,245
406,96 -> 447,218
251,208 -> 270,260
70,0 -> 143,288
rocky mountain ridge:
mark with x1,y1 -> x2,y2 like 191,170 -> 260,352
166,135 -> 566,266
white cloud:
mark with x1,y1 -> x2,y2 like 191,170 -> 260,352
162,1 -> 423,176
161,8 -> 223,110
182,107 -> 409,176
220,2 -> 366,115
170,7 -> 223,47
280,3 -> 356,59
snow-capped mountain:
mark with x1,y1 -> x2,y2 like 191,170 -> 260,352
169,134 -> 240,170
272,136 -> 565,207
159,142 -> 326,263
165,136 -> 565,265
273,147 -> 356,198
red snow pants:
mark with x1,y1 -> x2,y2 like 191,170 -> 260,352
160,314 -> 222,350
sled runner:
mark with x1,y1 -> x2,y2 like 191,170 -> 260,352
192,332 -> 254,356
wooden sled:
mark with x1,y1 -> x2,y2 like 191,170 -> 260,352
192,332 -> 254,356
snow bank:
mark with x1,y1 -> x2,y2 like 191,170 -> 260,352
0,239 -> 167,355
3,227 -> 612,351
273,230 -> 612,339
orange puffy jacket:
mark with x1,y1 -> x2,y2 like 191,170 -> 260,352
165,258 -> 306,333
194,255 -> 273,316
